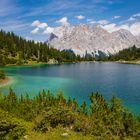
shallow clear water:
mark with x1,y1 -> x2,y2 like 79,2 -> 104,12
0,62 -> 140,114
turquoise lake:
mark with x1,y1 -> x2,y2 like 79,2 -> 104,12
0,62 -> 140,114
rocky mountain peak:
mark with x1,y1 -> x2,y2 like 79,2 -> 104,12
46,25 -> 140,56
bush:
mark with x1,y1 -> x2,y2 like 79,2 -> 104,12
0,109 -> 27,140
34,107 -> 77,132
73,116 -> 93,135
0,90 -> 140,139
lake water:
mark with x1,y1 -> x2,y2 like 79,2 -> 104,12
0,62 -> 140,114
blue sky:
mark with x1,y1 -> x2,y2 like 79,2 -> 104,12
0,0 -> 140,41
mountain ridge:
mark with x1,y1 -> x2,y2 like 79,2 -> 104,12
46,25 -> 140,57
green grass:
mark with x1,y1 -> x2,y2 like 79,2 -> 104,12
24,126 -> 95,140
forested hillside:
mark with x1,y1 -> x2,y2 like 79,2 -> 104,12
108,46 -> 140,61
0,90 -> 140,139
1,30 -> 140,65
0,30 -> 81,66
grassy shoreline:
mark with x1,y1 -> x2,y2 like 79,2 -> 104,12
116,60 -> 140,65
1,60 -> 140,69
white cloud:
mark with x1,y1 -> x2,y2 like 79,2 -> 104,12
129,22 -> 140,36
25,36 -> 32,41
113,16 -> 121,19
30,27 -> 39,34
101,22 -> 140,36
100,23 -> 117,32
124,13 -> 140,23
87,19 -> 96,24
75,15 -> 85,20
56,17 -> 70,26
128,17 -> 136,21
38,23 -> 48,29
31,20 -> 48,29
31,20 -> 40,27
101,23 -> 129,33
43,27 -> 54,34
133,13 -> 140,17
89,21 -> 96,24
87,18 -> 93,22
119,24 -> 129,30
0,0 -> 20,17
0,20 -> 29,32
97,20 -> 109,25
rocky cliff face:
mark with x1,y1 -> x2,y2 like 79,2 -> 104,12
46,25 -> 140,57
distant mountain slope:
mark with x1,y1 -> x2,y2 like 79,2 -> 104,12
47,25 -> 140,57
